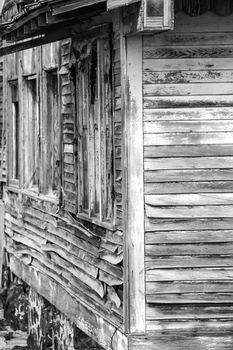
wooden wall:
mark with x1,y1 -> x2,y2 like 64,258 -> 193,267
143,11 -> 233,334
0,58 -> 5,181
3,13 -> 125,349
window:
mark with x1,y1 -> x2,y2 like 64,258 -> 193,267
9,80 -> 20,184
24,76 -> 39,189
75,37 -> 113,223
43,69 -> 60,195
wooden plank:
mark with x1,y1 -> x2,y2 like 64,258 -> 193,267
0,202 -> 5,286
146,319 -> 233,333
146,243 -> 233,257
143,58 -> 233,72
144,120 -> 233,133
144,169 -> 233,182
144,145 -> 233,158
143,32 -> 233,47
144,181 -> 233,194
144,132 -> 233,145
145,204 -> 233,218
145,194 -> 233,206
146,304 -> 233,320
146,293 -> 233,304
145,217 -> 233,232
145,157 -> 233,170
143,46 -> 233,59
143,70 -> 233,84
144,83 -> 233,96
9,256 -> 127,350
145,256 -> 233,268
125,35 -> 145,333
145,230 -> 233,244
147,319 -> 233,332
129,333 -> 233,350
144,95 -> 233,109
144,107 -> 233,121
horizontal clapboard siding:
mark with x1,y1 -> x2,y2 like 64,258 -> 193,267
143,21 -> 233,332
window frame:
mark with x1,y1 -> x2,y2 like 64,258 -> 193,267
74,33 -> 115,225
8,79 -> 20,187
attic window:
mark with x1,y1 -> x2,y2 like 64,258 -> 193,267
143,0 -> 173,29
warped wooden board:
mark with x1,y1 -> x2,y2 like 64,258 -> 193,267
146,304 -> 233,320
129,333 -> 233,350
144,120 -> 233,133
146,268 -> 233,282
143,32 -> 233,47
145,194 -> 233,206
144,157 -> 233,170
9,256 -> 127,350
143,70 -> 233,84
146,293 -> 233,304
144,107 -> 233,121
146,319 -> 233,332
145,229 -> 233,244
145,204 -> 233,218
145,256 -> 233,268
146,180 -> 233,195
144,145 -> 233,158
144,83 -> 233,96
143,46 -> 233,59
144,132 -> 233,145
146,281 -> 233,294
143,58 -> 233,72
145,243 -> 233,257
144,169 -> 233,182
144,95 -> 233,109
145,217 -> 233,231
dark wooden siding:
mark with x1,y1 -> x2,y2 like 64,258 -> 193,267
143,13 -> 233,332
4,27 -> 124,345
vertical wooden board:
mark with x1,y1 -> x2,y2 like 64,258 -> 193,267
125,35 -> 145,333
0,202 -> 4,286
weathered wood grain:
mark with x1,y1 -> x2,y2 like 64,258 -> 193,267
146,293 -> 233,304
143,70 -> 233,84
144,145 -> 233,157
144,107 -> 233,121
143,58 -> 233,72
144,95 -> 233,109
146,319 -> 233,333
144,132 -> 233,145
143,32 -> 233,47
143,46 -> 233,59
145,256 -> 233,268
146,243 -> 233,257
144,120 -> 233,133
146,281 -> 233,294
145,157 -> 233,170
145,204 -> 233,218
145,217 -> 233,231
146,304 -> 233,320
145,229 -> 233,244
145,169 -> 233,182
144,83 -> 233,96
145,194 -> 233,206
129,333 -> 233,350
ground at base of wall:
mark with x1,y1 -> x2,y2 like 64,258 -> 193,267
1,275 -> 104,350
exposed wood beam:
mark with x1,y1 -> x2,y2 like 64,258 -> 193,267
0,27 -> 72,57
52,0 -> 105,16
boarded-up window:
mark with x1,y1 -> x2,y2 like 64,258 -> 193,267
75,36 -> 113,223
45,70 -> 60,195
9,80 -> 19,184
24,76 -> 39,189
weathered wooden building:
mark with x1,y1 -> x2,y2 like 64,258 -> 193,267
0,0 -> 233,349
